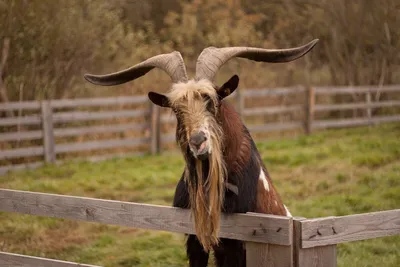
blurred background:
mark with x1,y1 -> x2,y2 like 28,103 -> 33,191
0,1 -> 399,267
1,0 -> 399,100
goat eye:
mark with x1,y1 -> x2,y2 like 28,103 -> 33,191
200,94 -> 209,100
206,100 -> 216,113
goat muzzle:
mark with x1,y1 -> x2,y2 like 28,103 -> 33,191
189,131 -> 209,160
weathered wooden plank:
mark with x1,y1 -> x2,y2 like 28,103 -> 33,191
312,115 -> 400,129
0,252 -> 101,267
0,123 -> 148,142
0,115 -> 41,126
150,104 -> 161,154
0,189 -> 292,245
244,86 -> 306,97
314,85 -> 400,94
0,101 -> 40,111
243,105 -> 303,116
50,95 -> 148,108
0,146 -> 44,159
305,87 -> 315,135
365,92 -> 372,125
55,138 -> 149,154
371,115 -> 400,124
161,133 -> 176,144
246,243 -> 293,267
52,110 -> 149,123
0,130 -> 42,142
294,245 -> 336,267
53,123 -> 148,138
314,101 -> 400,112
294,218 -> 336,267
160,114 -> 176,123
41,102 -> 56,163
301,209 -> 400,248
0,162 -> 43,175
235,87 -> 244,118
247,122 -> 303,133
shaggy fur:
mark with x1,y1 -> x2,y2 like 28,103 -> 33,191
168,79 -> 227,251
170,79 -> 290,266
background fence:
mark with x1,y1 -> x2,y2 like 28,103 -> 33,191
1,84 -> 400,174
0,188 -> 399,267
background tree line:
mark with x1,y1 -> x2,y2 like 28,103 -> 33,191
0,0 -> 399,105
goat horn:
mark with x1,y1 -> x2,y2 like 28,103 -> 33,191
195,39 -> 319,82
84,51 -> 188,86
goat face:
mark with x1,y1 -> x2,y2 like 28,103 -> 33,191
148,75 -> 239,160
149,75 -> 240,250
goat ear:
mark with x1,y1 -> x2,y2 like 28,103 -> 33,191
217,75 -> 239,99
148,92 -> 170,108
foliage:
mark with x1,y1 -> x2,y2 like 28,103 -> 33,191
0,0 -> 173,101
162,0 -> 265,62
0,0 -> 399,103
253,0 -> 400,86
0,123 -> 399,267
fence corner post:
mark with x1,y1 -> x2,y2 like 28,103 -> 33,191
245,218 -> 293,267
304,86 -> 315,135
293,217 -> 337,267
150,103 -> 161,155
41,100 -> 55,163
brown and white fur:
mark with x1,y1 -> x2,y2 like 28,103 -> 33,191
150,75 -> 292,267
84,40 -> 319,267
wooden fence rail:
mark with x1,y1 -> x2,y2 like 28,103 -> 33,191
1,84 -> 400,174
0,189 -> 399,267
0,252 -> 102,267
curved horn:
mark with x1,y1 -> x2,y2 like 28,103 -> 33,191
195,39 -> 319,82
84,51 -> 188,86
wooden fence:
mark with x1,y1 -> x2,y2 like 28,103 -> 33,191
0,189 -> 399,266
1,84 -> 400,174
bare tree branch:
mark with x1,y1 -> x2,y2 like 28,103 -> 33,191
0,37 -> 10,74
0,37 -> 14,117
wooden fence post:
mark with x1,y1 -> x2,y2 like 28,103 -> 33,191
293,218 -> 337,267
305,86 -> 315,135
150,103 -> 160,155
365,91 -> 372,126
236,89 -> 244,118
245,216 -> 293,267
41,101 -> 55,163
246,242 -> 293,267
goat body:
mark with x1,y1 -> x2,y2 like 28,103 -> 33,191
173,101 -> 289,266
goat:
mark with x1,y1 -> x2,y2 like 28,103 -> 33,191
84,39 -> 318,267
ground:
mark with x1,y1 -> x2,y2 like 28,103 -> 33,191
0,123 -> 399,267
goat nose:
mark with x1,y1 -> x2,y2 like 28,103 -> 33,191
189,132 -> 207,149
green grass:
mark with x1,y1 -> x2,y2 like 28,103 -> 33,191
1,123 -> 399,267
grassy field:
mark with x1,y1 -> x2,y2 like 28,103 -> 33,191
0,123 -> 399,267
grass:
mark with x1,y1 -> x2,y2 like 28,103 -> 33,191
1,123 -> 399,267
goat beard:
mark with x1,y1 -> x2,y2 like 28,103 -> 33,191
186,133 -> 226,252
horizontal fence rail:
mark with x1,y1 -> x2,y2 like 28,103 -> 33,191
314,84 -> 400,94
0,252 -> 102,267
300,209 -> 400,248
312,115 -> 400,129
243,86 -> 306,97
0,189 -> 293,245
313,100 -> 400,112
51,110 -> 149,123
55,137 -> 150,154
0,189 -> 398,267
0,146 -> 44,159
1,84 -> 400,174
